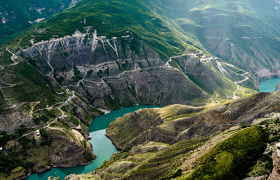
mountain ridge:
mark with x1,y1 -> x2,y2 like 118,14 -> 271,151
1,0 -> 280,179
0,0 -> 80,45
68,92 -> 280,179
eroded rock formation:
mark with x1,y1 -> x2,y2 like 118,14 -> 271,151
268,143 -> 280,180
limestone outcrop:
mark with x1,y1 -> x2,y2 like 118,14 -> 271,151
268,143 -> 280,180
107,92 -> 280,150
20,30 -> 243,110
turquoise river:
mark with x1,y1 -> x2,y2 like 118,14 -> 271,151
259,78 -> 280,92
28,105 -> 161,180
26,78 -> 279,179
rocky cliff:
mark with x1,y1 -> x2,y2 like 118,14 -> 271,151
64,92 -> 280,180
0,7 -> 253,178
67,103 -> 278,180
19,29 -> 253,110
198,32 -> 280,81
2,0 -> 280,179
1,126 -> 95,179
21,30 -> 208,109
268,144 -> 280,180
0,61 -> 64,133
0,89 -> 100,178
107,92 -> 280,150
154,0 -> 280,82
276,83 -> 280,91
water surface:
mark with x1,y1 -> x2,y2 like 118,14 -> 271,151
28,105 -> 161,180
26,78 -> 280,179
259,78 -> 280,92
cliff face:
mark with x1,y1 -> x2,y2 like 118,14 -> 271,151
200,33 -> 280,81
0,87 -> 100,178
20,29 -> 250,110
107,92 -> 280,150
0,107 -> 33,133
152,0 -> 280,82
67,92 -> 280,180
2,127 -> 95,178
0,61 -> 64,133
275,83 -> 280,91
21,30 -> 211,109
268,144 -> 280,180
1,25 -> 248,179
173,54 -> 257,95
46,128 -> 95,168
67,116 -> 270,180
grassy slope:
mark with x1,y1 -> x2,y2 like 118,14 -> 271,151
0,95 -> 101,178
96,94 -> 280,179
0,127 -> 95,179
161,0 -> 280,41
148,0 -> 280,72
108,93 -> 278,151
0,1 -> 269,178
0,0 -> 246,103
10,0 -> 192,59
0,0 -> 270,117
6,0 -> 279,68
65,111 -> 279,180
0,61 -> 64,112
70,126 -> 270,180
0,0 -> 74,45
186,127 -> 268,180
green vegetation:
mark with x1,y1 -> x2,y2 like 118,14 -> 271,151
0,135 -> 36,177
186,127 -> 268,180
8,0 -> 195,59
83,149 -> 96,162
107,108 -> 163,150
174,56 -> 240,99
39,128 -> 48,138
92,95 -> 280,179
0,0 -> 263,113
1,0 -> 280,178
0,89 -> 100,178
33,109 -> 59,125
173,0 -> 280,73
246,154 -> 273,178
0,125 -> 95,178
127,139 -> 209,180
0,61 -> 64,112
0,0 -> 74,44
90,139 -> 208,180
91,125 -> 271,180
0,126 -> 28,147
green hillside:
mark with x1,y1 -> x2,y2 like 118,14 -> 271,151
1,0 -> 280,178
68,99 -> 280,180
1,0 -> 254,102
157,0 -> 280,72
0,0 -> 76,44
0,0 -> 249,124
11,0 -> 198,59
6,0 -> 280,76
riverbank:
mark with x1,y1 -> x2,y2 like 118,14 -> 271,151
27,105 -> 161,180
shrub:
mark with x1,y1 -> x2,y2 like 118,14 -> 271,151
187,127 -> 268,180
